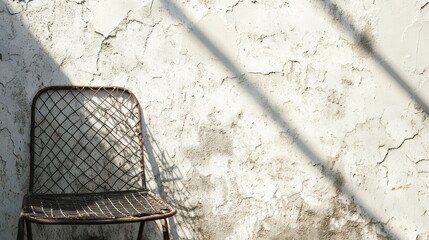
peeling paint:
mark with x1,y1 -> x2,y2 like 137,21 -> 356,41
185,127 -> 233,160
90,0 -> 146,37
416,159 -> 429,174
2,0 -> 429,239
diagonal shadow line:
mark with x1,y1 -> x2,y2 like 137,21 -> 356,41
160,0 -> 399,238
318,0 -> 429,114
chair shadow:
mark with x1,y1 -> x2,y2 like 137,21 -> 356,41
142,115 -> 203,240
0,1 -> 174,239
2,0 -> 426,239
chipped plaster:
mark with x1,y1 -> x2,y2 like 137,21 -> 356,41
1,0 -> 429,239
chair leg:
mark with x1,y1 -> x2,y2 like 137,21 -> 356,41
137,222 -> 145,240
26,221 -> 32,240
161,219 -> 170,240
17,219 -> 24,240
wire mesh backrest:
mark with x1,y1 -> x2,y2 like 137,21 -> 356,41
30,86 -> 145,194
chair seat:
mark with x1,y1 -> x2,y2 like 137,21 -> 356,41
21,189 -> 176,224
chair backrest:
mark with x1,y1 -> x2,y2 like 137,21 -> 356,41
30,86 -> 146,194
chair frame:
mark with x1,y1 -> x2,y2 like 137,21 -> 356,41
17,86 -> 176,240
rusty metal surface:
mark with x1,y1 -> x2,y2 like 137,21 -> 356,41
22,189 -> 176,224
30,86 -> 146,194
19,86 -> 175,238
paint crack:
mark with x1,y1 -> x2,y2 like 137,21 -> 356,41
226,0 -> 244,13
378,131 -> 421,164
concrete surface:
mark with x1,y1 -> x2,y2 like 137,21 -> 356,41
1,0 -> 429,239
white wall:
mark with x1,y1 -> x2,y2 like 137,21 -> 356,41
1,0 -> 429,239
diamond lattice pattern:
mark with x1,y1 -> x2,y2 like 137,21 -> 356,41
32,88 -> 144,194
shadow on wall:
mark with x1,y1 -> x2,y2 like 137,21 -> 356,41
142,116 -> 203,240
0,1 -> 172,239
2,0 -> 427,239
316,0 -> 429,114
159,0 -> 429,239
1,1 -> 74,239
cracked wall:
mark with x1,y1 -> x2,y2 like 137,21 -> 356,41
1,0 -> 429,239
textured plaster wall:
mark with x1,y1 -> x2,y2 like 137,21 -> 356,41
1,0 -> 429,239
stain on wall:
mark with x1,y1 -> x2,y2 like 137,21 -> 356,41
1,0 -> 429,239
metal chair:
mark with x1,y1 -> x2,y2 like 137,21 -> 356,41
17,86 -> 176,240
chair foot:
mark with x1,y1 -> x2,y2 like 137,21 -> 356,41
26,221 -> 32,240
17,219 -> 24,240
137,222 -> 145,240
161,219 -> 170,240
